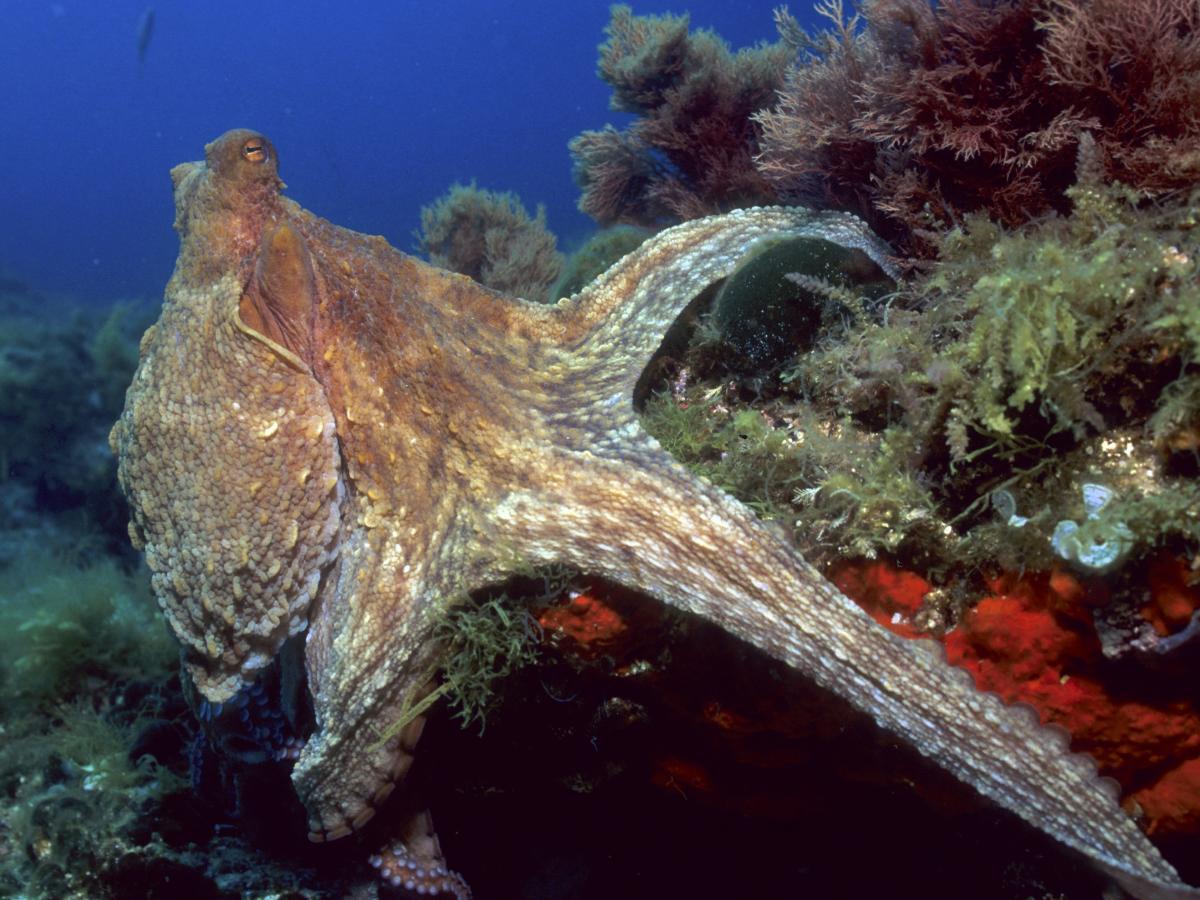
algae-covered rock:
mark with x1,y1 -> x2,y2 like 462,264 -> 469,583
0,551 -> 184,898
711,236 -> 894,371
551,225 -> 654,299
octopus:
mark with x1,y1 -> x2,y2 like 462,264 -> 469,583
110,129 -> 1197,899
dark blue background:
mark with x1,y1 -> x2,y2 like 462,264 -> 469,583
0,1 -> 819,304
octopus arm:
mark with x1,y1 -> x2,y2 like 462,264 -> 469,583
549,207 -> 897,402
488,438 -> 1198,900
292,519 -> 498,843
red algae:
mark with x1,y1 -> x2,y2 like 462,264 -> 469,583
942,585 -> 1200,784
1132,757 -> 1200,837
538,589 -> 628,653
943,573 -> 1094,683
833,559 -> 1200,838
829,559 -> 929,639
1144,551 -> 1200,636
535,561 -> 1199,841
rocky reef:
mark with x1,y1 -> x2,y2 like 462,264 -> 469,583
1,2 -> 1198,898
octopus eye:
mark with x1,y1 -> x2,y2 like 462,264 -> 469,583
242,138 -> 270,163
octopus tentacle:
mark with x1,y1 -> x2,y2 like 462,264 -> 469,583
550,207 -> 896,402
490,441 -> 1197,899
369,810 -> 471,899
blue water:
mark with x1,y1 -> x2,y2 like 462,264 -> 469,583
0,1 -> 817,305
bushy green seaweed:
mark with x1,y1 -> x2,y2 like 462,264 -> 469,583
1103,483 -> 1200,553
0,293 -> 183,896
0,702 -> 184,898
0,553 -> 174,713
641,398 -> 805,521
923,180 -> 1199,447
1148,374 -> 1200,463
793,426 -> 944,562
640,176 -> 1200,589
642,388 -> 945,564
0,551 -> 182,897
416,182 -> 564,303
373,569 -> 570,746
433,594 -> 544,732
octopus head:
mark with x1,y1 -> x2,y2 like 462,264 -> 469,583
169,128 -> 286,285
111,130 -> 344,706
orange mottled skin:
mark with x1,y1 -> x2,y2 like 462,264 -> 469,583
111,130 -> 1197,899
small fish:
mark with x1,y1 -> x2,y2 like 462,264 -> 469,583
137,7 -> 155,63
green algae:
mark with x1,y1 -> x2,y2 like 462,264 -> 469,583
373,569 -> 570,747
922,181 -> 1200,448
0,704 -> 181,899
417,181 -> 564,303
0,294 -> 190,897
711,236 -> 893,372
433,593 -> 545,733
0,552 -> 182,898
640,178 -> 1200,588
641,397 -> 810,522
642,389 -> 945,564
431,567 -> 577,732
0,554 -> 175,713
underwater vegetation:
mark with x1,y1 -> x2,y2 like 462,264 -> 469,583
0,554 -> 173,711
709,233 -> 895,371
374,570 -> 564,746
569,4 -> 793,226
0,300 -> 153,561
0,553 -> 184,898
634,159 -> 1200,878
0,3 -> 1196,897
415,186 -> 654,305
0,292 -> 229,897
835,557 -> 1200,849
756,0 -> 1200,257
550,225 -> 653,300
568,1 -> 1200,264
402,103 -> 1200,887
241,5 -> 1200,892
417,181 -> 564,303
642,170 -> 1200,573
600,4 -> 1200,852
